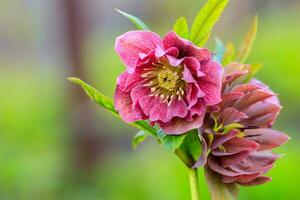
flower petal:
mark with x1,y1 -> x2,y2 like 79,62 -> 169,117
211,129 -> 240,150
159,113 -> 205,135
222,173 -> 260,184
221,107 -> 248,125
233,90 -> 274,111
220,151 -> 251,168
244,129 -> 290,150
184,57 -> 205,77
193,132 -> 208,168
237,176 -> 272,186
208,156 -> 241,176
114,85 -> 145,122
198,61 -> 223,105
213,137 -> 259,155
115,31 -> 161,73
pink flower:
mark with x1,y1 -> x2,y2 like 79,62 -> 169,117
114,31 -> 223,134
194,64 -> 289,186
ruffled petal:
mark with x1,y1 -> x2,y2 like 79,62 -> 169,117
198,61 -> 223,105
159,113 -> 205,135
114,85 -> 145,122
115,31 -> 161,73
237,176 -> 272,186
220,107 -> 248,125
193,132 -> 208,168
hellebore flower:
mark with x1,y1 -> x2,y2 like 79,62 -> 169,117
114,31 -> 223,134
195,63 -> 289,186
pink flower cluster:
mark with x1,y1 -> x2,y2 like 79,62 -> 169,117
114,31 -> 289,186
114,31 -> 222,134
194,63 -> 289,186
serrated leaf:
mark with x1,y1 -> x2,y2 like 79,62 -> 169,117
213,37 -> 225,63
116,9 -> 150,30
190,0 -> 229,46
173,17 -> 189,39
237,16 -> 258,63
222,42 -> 236,66
175,130 -> 201,167
205,167 -> 239,200
157,129 -> 187,152
132,131 -> 148,149
68,77 -> 157,136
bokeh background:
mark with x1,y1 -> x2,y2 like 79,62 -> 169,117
1,0 -> 299,199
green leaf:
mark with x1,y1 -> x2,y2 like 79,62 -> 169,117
116,9 -> 150,30
173,17 -> 189,39
222,42 -> 236,66
175,130 -> 201,167
157,129 -> 187,152
68,77 -> 116,114
68,77 -> 157,136
132,131 -> 148,149
205,167 -> 239,200
197,31 -> 212,47
190,0 -> 229,46
237,16 -> 258,63
213,37 -> 225,63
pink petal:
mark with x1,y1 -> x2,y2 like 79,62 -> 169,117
115,31 -> 161,73
241,113 -> 279,128
213,137 -> 259,155
233,90 -> 274,111
244,129 -> 290,150
211,129 -> 240,150
159,113 -> 205,135
193,132 -> 208,168
166,99 -> 189,120
184,57 -> 205,77
220,107 -> 248,125
186,84 -> 206,108
229,152 -> 278,174
166,55 -> 185,66
243,102 -> 281,119
155,46 -> 179,58
237,176 -> 272,186
218,92 -> 244,112
198,61 -> 223,105
183,66 -> 196,83
163,31 -> 185,51
114,85 -> 145,123
222,173 -> 260,184
163,32 -> 211,62
208,156 -> 241,176
220,151 -> 251,168
231,83 -> 260,94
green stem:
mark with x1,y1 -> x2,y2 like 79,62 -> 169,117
188,168 -> 200,200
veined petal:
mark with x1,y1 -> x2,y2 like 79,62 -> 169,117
114,85 -> 145,122
198,61 -> 223,105
237,176 -> 271,186
244,129 -> 290,150
115,31 -> 161,73
159,113 -> 205,135
221,107 -> 248,125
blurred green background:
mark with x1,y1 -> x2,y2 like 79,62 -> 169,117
0,0 -> 299,199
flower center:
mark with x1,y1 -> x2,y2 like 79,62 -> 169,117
141,60 -> 186,105
157,69 -> 180,90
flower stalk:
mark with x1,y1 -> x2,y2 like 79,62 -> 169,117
188,168 -> 200,200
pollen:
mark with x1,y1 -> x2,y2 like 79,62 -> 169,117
141,59 -> 186,105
